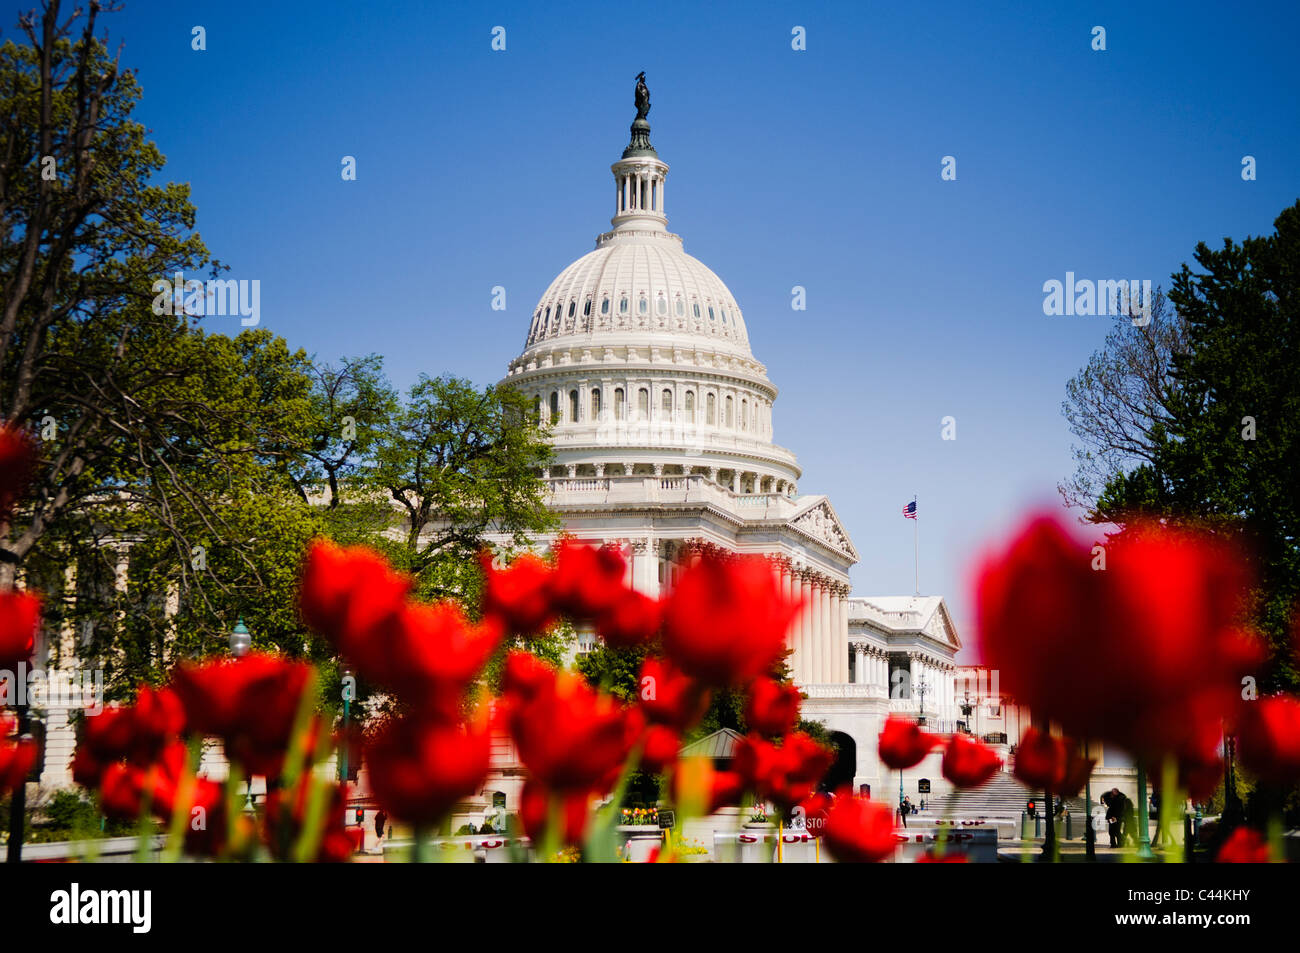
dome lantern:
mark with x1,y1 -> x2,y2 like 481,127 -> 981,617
611,72 -> 668,232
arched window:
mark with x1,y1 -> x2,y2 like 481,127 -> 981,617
638,388 -> 649,419
692,302 -> 701,318
601,297 -> 610,315
662,389 -> 673,415
741,398 -> 748,430
657,296 -> 667,315
583,299 -> 591,316
549,392 -> 559,424
568,301 -> 576,317
708,306 -> 716,321
614,387 -> 625,420
675,298 -> 684,316
684,391 -> 695,422
725,395 -> 734,428
620,297 -> 629,314
706,393 -> 716,425
638,297 -> 648,314
590,388 -> 601,420
568,390 -> 579,422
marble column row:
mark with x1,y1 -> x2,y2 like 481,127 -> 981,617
778,563 -> 848,685
852,643 -> 890,696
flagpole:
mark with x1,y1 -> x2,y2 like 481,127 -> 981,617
913,494 -> 919,596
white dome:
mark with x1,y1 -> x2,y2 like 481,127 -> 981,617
523,231 -> 752,356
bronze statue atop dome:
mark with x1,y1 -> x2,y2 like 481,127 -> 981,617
635,71 -> 650,120
623,71 -> 657,158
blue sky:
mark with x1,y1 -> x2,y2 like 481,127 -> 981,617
16,0 -> 1297,659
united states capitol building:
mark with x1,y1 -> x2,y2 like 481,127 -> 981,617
486,78 -> 988,803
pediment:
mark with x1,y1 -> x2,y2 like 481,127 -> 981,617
790,497 -> 859,562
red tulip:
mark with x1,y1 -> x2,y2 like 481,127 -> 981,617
519,779 -> 590,845
507,668 -> 637,793
1216,827 -> 1270,863
878,715 -> 938,770
745,677 -> 801,737
638,656 -> 710,733
264,777 -> 353,862
1236,695 -> 1300,784
595,589 -> 662,648
1013,727 -> 1068,789
1056,749 -> 1097,799
640,724 -> 681,774
942,733 -> 1001,788
0,737 -> 36,795
299,540 -> 411,649
549,540 -> 627,620
171,653 -> 314,778
0,589 -> 39,672
734,732 -> 834,810
78,684 -> 185,776
501,649 -> 558,706
0,424 -> 36,521
661,553 -> 801,686
479,550 -> 555,635
824,796 -> 898,863
365,713 -> 492,826
977,516 -> 1264,762
370,601 -> 504,716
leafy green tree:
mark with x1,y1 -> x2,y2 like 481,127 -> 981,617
1079,201 -> 1300,690
366,374 -> 555,602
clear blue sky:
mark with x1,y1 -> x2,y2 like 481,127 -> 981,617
16,1 -> 1297,659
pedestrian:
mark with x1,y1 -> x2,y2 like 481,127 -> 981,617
1103,789 -> 1122,848
1121,792 -> 1137,846
899,795 -> 909,829
1150,791 -> 1162,847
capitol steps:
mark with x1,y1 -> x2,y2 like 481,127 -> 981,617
920,769 -> 1090,819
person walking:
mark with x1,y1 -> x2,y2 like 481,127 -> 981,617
1103,789 -> 1123,848
899,796 -> 909,828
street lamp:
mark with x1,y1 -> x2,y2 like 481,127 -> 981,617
229,618 -> 252,658
229,618 -> 255,813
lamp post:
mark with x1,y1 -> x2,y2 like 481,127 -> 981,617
229,618 -> 254,813
339,667 -> 352,784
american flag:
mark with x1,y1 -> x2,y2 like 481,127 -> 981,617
902,500 -> 917,519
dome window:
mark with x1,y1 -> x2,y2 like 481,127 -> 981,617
662,389 -> 673,414
638,297 -> 648,315
590,388 -> 601,419
601,297 -> 610,315
637,388 -> 649,419
708,306 -> 715,321
657,296 -> 667,315
569,390 -> 579,423
568,301 -> 576,317
620,297 -> 629,314
693,303 -> 700,318
684,391 -> 695,422
706,393 -> 716,425
584,299 -> 591,316
675,298 -> 684,316
725,395 -> 734,428
549,392 -> 560,424
614,387 -> 625,420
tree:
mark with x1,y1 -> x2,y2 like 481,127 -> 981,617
1069,201 -> 1300,690
366,374 -> 556,601
1059,288 -> 1185,520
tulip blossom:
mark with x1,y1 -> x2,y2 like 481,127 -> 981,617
734,732 -> 834,810
1012,727 -> 1068,789
595,589 -> 662,648
661,552 -> 800,686
640,724 -> 681,774
0,735 -> 36,796
1236,694 -> 1300,784
519,779 -> 590,845
638,655 -> 710,734
365,713 -> 492,826
745,677 -> 802,737
549,540 -> 627,620
942,733 -> 1001,788
0,424 -> 36,521
171,653 -> 314,778
1215,827 -> 1270,863
878,715 -> 938,770
299,540 -> 411,650
0,589 -> 39,672
479,550 -> 556,635
507,666 -> 638,793
823,796 -> 898,863
977,516 -> 1264,763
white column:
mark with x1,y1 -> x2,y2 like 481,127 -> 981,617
808,580 -> 821,683
798,573 -> 812,684
837,594 -> 849,683
819,586 -> 832,682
